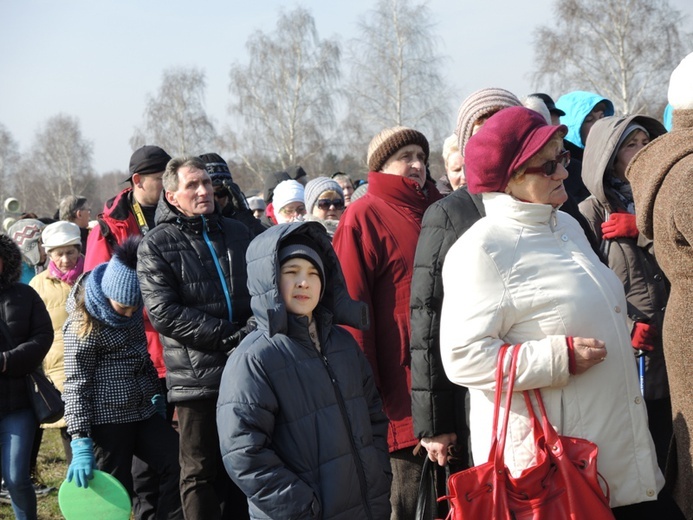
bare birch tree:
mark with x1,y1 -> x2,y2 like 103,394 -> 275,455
133,67 -> 217,156
228,7 -> 341,179
0,123 -> 20,210
31,114 -> 94,208
341,0 -> 451,161
532,0 -> 691,115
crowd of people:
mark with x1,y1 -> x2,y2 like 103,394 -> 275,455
1,50 -> 692,520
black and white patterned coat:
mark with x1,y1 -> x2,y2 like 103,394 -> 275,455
62,274 -> 159,437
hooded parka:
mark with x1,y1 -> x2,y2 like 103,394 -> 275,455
217,222 -> 391,520
579,115 -> 669,403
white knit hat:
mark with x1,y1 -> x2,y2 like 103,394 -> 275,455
42,221 -> 82,252
272,180 -> 305,212
668,51 -> 693,110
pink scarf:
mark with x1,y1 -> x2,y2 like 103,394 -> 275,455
48,256 -> 85,286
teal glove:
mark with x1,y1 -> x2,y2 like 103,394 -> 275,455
151,394 -> 167,418
67,437 -> 95,488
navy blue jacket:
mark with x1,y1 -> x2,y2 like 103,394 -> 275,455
217,222 -> 391,520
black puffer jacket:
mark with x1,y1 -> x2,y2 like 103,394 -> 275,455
0,234 -> 53,415
137,196 -> 252,403
217,222 -> 391,520
410,187 -> 482,459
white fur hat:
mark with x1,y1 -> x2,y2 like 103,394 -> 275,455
668,51 -> 693,110
272,180 -> 305,212
42,221 -> 82,252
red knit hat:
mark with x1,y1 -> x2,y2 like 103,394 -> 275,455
465,106 -> 567,194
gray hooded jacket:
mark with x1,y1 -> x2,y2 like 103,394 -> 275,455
217,222 -> 391,520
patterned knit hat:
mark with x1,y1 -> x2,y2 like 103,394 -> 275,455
8,218 -> 46,266
199,152 -> 233,184
304,177 -> 344,214
367,126 -> 429,172
455,88 -> 521,156
101,237 -> 142,307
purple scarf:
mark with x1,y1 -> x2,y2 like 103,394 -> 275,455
48,256 -> 85,286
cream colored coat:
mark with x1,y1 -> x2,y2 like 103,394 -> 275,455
440,192 -> 663,508
29,269 -> 71,429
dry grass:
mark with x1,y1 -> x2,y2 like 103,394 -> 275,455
1,428 -> 66,519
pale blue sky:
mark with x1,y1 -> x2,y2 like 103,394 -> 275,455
1,0 -> 691,172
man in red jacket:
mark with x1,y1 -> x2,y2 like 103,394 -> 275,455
332,126 -> 442,520
84,144 -> 172,519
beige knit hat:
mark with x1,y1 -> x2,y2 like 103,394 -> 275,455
367,126 -> 429,172
455,88 -> 521,156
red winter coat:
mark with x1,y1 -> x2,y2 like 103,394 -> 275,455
84,188 -> 166,378
333,172 -> 441,452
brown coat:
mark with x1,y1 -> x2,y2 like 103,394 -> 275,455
627,109 -> 693,517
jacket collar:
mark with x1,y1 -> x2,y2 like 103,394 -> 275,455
482,192 -> 557,225
366,171 -> 442,215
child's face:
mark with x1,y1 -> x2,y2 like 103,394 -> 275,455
279,257 -> 321,320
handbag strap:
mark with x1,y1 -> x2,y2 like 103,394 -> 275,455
491,344 -> 521,469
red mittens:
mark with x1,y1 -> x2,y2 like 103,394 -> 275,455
631,322 -> 658,352
601,212 -> 639,239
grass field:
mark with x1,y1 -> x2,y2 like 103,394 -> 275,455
1,428 -> 69,519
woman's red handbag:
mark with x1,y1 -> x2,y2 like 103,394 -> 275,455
440,344 -> 614,520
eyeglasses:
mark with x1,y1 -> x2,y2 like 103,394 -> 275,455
214,191 -> 229,199
279,205 -> 306,217
524,150 -> 571,176
316,199 -> 344,211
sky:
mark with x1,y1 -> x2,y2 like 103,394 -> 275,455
1,0 -> 692,173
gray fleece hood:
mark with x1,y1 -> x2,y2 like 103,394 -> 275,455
582,115 -> 667,210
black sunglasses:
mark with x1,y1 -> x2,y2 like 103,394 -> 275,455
524,150 -> 571,176
316,198 -> 344,210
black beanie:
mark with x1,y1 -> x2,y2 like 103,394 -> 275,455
278,234 -> 325,297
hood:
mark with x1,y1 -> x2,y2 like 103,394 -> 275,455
555,91 -> 615,148
0,234 -> 23,291
246,221 -> 369,337
582,115 -> 667,208
626,109 -> 693,239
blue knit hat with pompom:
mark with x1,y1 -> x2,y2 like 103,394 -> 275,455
101,236 -> 142,307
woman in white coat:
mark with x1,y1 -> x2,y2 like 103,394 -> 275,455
439,106 -> 680,518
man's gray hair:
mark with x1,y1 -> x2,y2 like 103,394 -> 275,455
163,156 -> 207,193
59,195 -> 88,221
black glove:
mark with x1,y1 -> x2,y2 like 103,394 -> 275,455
221,316 -> 257,354
222,180 -> 249,212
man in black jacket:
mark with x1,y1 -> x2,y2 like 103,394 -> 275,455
137,156 -> 253,520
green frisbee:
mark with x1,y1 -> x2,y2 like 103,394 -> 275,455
58,469 -> 131,520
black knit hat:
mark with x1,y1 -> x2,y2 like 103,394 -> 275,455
263,170 -> 292,203
278,234 -> 325,297
199,153 -> 233,185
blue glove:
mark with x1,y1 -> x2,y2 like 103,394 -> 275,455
67,437 -> 95,488
151,394 -> 167,418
